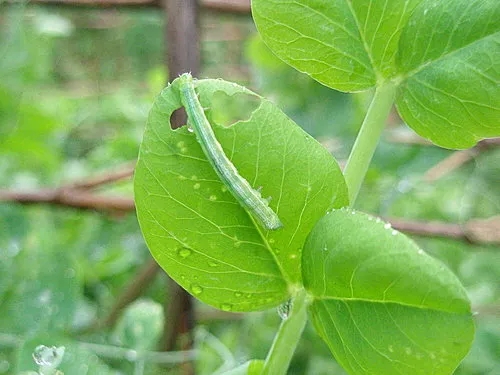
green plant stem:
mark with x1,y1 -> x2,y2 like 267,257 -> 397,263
262,290 -> 309,375
343,81 -> 397,205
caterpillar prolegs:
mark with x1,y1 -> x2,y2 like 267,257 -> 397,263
177,73 -> 283,230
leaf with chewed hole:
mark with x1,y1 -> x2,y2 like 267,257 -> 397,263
302,209 -> 475,375
134,78 -> 348,312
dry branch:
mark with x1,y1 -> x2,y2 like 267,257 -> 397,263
0,188 -> 135,212
9,0 -> 251,12
2,184 -> 499,245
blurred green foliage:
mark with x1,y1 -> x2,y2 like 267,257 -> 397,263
0,4 -> 498,375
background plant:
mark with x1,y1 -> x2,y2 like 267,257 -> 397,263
0,2 -> 499,375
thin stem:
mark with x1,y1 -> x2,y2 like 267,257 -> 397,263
343,81 -> 397,205
262,290 -> 309,375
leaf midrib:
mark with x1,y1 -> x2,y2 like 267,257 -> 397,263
312,295 -> 471,315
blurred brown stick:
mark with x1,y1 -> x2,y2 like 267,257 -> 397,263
8,0 -> 252,13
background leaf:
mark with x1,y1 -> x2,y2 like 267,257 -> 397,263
302,209 -> 475,375
134,78 -> 348,312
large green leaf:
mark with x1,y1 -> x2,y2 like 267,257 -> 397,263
253,0 -> 500,148
302,209 -> 474,375
252,0 -> 422,92
134,78 -> 348,312
395,0 -> 500,148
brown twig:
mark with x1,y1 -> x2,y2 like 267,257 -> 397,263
102,258 -> 161,328
2,185 -> 499,245
385,135 -> 500,183
9,0 -> 252,12
423,138 -> 500,182
66,162 -> 135,191
387,216 -> 500,245
0,188 -> 134,212
423,148 -> 479,182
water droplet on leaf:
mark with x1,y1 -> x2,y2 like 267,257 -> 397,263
191,285 -> 203,295
277,299 -> 292,320
178,248 -> 192,258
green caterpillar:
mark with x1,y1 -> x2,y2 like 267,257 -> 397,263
178,73 -> 282,230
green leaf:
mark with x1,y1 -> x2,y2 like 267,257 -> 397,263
396,0 -> 500,148
252,0 -> 422,92
302,209 -> 474,375
134,78 -> 348,312
253,0 -> 500,148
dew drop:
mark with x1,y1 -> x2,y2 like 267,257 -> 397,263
209,195 -> 217,201
388,345 -> 394,353
191,175 -> 198,181
234,292 -> 242,298
178,248 -> 192,258
220,304 -> 232,311
125,349 -> 138,361
208,261 -> 219,267
277,299 -> 292,320
418,249 -> 424,255
391,230 -> 398,236
193,183 -> 201,190
268,238 -> 275,244
405,347 -> 412,355
191,285 -> 203,295
384,223 -> 392,229
176,141 -> 185,148
180,147 -> 188,153
33,345 -> 65,367
289,253 -> 297,259
221,186 -> 228,193
178,175 -> 187,180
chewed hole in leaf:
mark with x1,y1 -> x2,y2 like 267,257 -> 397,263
206,91 -> 261,128
170,106 -> 187,129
